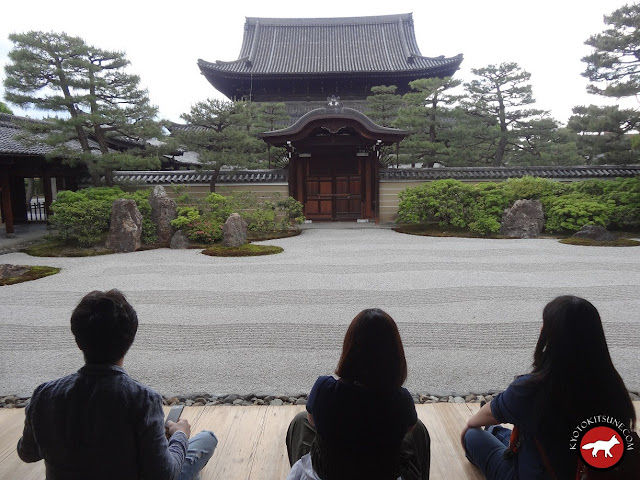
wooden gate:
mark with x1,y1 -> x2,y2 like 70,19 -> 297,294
304,158 -> 362,220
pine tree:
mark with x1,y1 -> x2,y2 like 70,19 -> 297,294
583,3 -> 640,97
395,77 -> 462,167
174,99 -> 268,192
461,62 -> 553,166
4,31 -> 161,185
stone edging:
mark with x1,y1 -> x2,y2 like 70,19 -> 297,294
4,391 -> 639,409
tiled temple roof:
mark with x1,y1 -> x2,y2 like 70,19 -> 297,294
0,113 -> 104,157
109,166 -> 639,186
199,14 -> 462,77
111,169 -> 289,184
380,166 -> 640,180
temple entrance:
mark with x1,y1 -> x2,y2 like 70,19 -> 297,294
259,100 -> 407,223
304,157 -> 362,220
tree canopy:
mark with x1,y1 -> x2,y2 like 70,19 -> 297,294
0,101 -> 13,114
173,99 -> 288,191
4,31 -> 161,185
583,3 -> 640,97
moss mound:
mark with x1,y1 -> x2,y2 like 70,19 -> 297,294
559,237 -> 640,247
394,224 -> 505,239
22,241 -> 113,257
0,265 -> 61,286
201,244 -> 284,257
247,229 -> 301,241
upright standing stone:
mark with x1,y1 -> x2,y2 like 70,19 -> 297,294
106,199 -> 143,252
149,186 -> 177,246
170,230 -> 191,249
500,199 -> 545,239
222,213 -> 248,247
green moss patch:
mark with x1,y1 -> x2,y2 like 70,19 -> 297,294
22,241 -> 113,257
0,265 -> 61,286
394,224 -> 505,239
248,229 -> 301,241
201,244 -> 284,257
559,237 -> 640,247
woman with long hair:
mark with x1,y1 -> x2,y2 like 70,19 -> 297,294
461,295 -> 636,479
286,308 -> 431,480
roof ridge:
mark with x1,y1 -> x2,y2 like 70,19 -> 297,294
244,13 -> 413,27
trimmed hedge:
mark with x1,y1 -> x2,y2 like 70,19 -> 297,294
397,177 -> 640,235
49,187 -> 157,247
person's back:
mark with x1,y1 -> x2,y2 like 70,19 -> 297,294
19,364 -> 183,479
17,289 -> 217,480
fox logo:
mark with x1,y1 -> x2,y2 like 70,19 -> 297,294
581,435 -> 620,458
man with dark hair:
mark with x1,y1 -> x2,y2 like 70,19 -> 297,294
17,289 -> 217,480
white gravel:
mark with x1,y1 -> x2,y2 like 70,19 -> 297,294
1,228 -> 639,398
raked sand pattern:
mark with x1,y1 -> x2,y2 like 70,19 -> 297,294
1,228 -> 639,398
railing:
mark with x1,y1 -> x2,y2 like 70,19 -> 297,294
27,198 -> 47,221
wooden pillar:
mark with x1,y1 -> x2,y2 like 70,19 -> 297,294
0,171 -> 14,235
296,158 -> 305,205
43,173 -> 53,217
364,156 -> 373,219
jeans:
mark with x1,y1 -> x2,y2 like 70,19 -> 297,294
178,430 -> 218,480
463,426 -> 515,480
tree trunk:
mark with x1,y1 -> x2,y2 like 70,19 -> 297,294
209,168 -> 220,193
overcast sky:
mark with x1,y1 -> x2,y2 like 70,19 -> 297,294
0,0 -> 634,125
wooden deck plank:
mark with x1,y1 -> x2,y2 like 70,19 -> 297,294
1,402 -> 638,480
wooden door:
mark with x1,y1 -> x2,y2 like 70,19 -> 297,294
304,157 -> 363,220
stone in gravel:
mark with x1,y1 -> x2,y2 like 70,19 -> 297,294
270,399 -> 284,406
630,392 -> 640,401
476,395 -> 485,403
206,402 -> 216,406
465,395 -> 476,402
264,396 -> 275,403
149,186 -> 177,246
485,395 -> 494,402
3,396 -> 17,404
185,400 -> 194,406
170,230 -> 191,249
438,397 -> 448,403
454,396 -> 465,403
5,404 -> 15,409
0,265 -> 29,280
194,397 -> 207,404
233,399 -> 245,406
242,393 -> 255,401
295,398 -> 307,406
254,399 -> 265,405
500,199 -> 545,239
222,213 -> 248,247
193,402 -> 204,407
572,225 -> 617,241
106,199 -> 143,252
167,396 -> 179,405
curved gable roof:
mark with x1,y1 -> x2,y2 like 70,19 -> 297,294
199,13 -> 463,77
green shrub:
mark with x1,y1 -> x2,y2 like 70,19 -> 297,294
544,194 -> 615,233
185,217 -> 223,243
503,177 -> 568,201
171,207 -> 201,230
276,196 -> 305,227
50,187 -> 157,247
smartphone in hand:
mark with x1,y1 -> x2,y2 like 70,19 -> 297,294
165,405 -> 184,425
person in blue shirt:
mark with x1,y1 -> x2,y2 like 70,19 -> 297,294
461,296 -> 636,479
286,308 -> 431,480
17,289 -> 218,480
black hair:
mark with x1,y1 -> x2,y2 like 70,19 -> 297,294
335,308 -> 408,389
70,289 -> 138,364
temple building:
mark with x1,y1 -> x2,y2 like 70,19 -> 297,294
197,13 -> 463,222
199,13 -> 463,121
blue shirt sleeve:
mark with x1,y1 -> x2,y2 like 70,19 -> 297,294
306,375 -> 331,415
490,374 -> 537,429
401,387 -> 418,428
17,384 -> 45,463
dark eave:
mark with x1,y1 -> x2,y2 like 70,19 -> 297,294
259,105 -> 408,146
